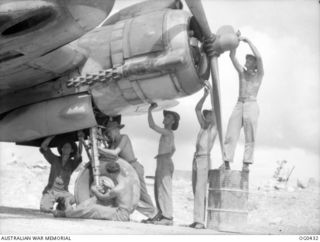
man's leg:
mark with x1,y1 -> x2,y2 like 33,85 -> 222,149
131,161 -> 156,218
192,157 -> 197,195
63,197 -> 120,220
65,204 -> 116,220
243,102 -> 259,170
190,157 -> 198,228
40,190 -> 55,213
112,208 -> 130,222
154,161 -> 162,213
192,157 -> 208,227
155,157 -> 174,224
224,102 -> 243,168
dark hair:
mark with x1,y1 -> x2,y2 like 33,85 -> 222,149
245,54 -> 258,70
105,162 -> 120,174
246,54 -> 257,62
57,141 -> 77,158
202,109 -> 213,117
163,110 -> 180,131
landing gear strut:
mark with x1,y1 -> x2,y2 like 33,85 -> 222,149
75,126 -> 101,204
89,126 -> 100,186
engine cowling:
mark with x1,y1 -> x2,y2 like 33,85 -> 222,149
77,9 -> 209,116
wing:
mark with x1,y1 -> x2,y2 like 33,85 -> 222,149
0,0 -> 115,94
0,0 -> 209,144
0,43 -> 87,114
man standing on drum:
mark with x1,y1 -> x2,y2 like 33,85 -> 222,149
223,36 -> 264,172
189,83 -> 217,229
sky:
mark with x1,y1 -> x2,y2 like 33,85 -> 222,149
0,0 -> 319,184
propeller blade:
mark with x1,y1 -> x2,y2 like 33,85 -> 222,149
209,57 -> 224,156
185,0 -> 225,158
184,0 -> 212,39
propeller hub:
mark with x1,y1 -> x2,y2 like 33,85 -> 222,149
203,25 -> 239,57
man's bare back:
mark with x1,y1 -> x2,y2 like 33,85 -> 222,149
110,167 -> 136,212
111,134 -> 136,162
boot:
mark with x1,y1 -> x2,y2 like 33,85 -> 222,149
242,163 -> 250,172
153,215 -> 173,226
224,161 -> 231,170
189,222 -> 205,229
141,212 -> 162,224
219,161 -> 231,170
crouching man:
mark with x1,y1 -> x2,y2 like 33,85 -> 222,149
39,133 -> 82,213
54,161 -> 137,221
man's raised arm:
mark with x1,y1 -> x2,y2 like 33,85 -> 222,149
195,87 -> 209,129
40,135 -> 56,164
229,48 -> 244,74
241,37 -> 264,77
148,103 -> 171,135
40,135 -> 54,151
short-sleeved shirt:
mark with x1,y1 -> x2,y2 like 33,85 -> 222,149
40,148 -> 82,194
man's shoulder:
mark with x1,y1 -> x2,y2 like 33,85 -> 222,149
121,134 -> 130,140
211,125 -> 218,134
162,129 -> 174,136
120,134 -> 134,148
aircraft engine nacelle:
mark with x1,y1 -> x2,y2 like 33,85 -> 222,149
77,9 -> 209,115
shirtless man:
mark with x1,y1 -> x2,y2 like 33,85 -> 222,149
54,161 -> 136,221
148,103 -> 180,226
223,36 -> 264,172
39,133 -> 82,213
190,86 -> 217,229
98,121 -> 157,221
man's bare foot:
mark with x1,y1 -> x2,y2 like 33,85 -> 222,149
141,212 -> 162,224
189,222 -> 205,229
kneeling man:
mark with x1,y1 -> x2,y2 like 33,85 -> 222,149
54,161 -> 137,221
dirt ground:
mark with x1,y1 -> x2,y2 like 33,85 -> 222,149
0,158 -> 319,235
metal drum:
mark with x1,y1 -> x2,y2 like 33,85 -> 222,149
207,169 -> 249,232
